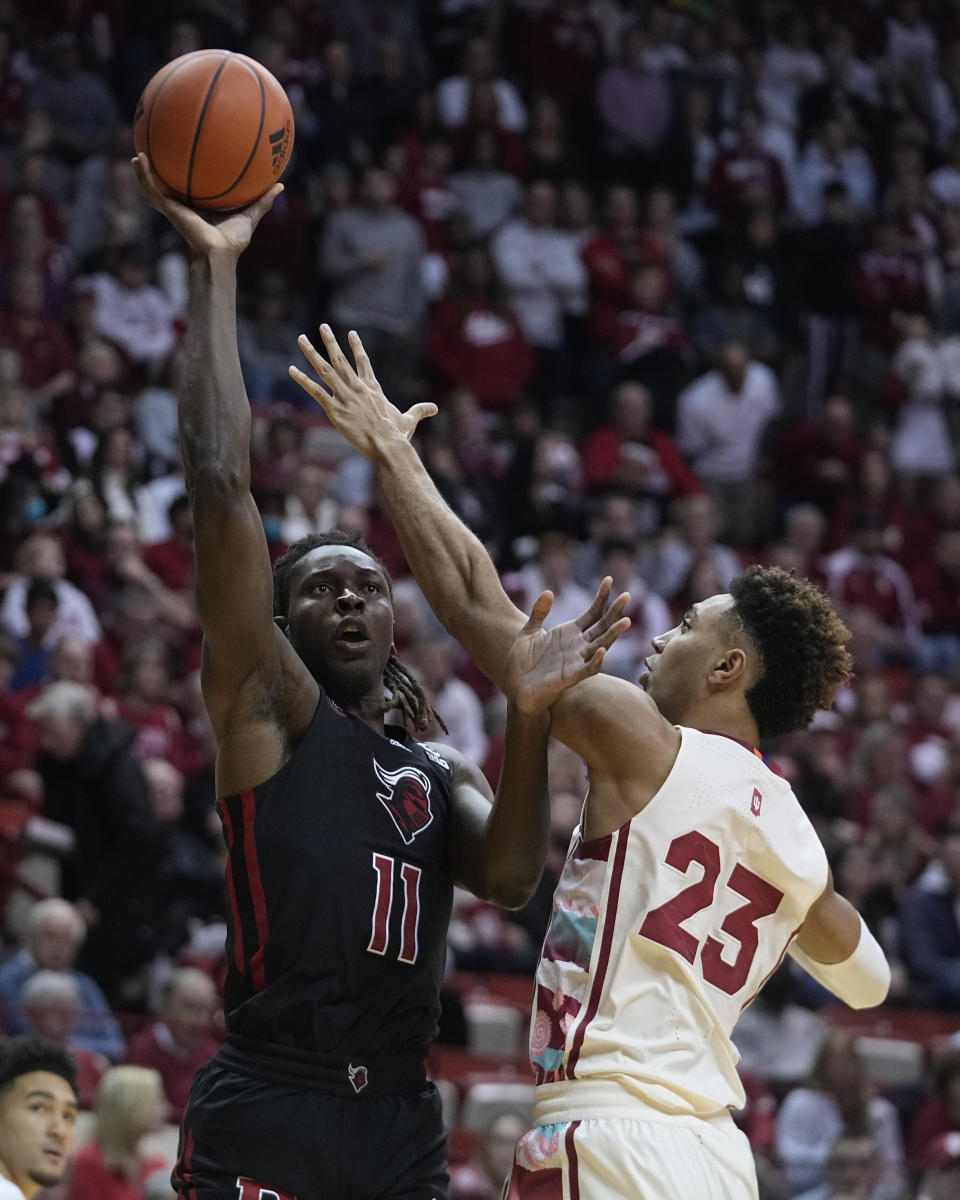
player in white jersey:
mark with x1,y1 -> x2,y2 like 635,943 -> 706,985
289,328 -> 892,1200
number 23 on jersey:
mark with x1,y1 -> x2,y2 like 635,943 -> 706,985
638,830 -> 784,996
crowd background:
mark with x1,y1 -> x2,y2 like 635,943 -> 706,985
1,0 -> 960,1197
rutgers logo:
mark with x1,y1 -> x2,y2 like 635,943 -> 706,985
235,1180 -> 297,1200
348,1061 -> 369,1093
373,758 -> 433,844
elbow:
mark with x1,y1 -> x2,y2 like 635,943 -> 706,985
481,865 -> 542,911
185,461 -> 250,502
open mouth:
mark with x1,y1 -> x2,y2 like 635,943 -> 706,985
335,620 -> 370,651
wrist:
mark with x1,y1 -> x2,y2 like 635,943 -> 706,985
191,248 -> 240,274
507,698 -> 553,726
372,433 -> 420,470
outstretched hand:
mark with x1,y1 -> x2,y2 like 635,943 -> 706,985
504,578 -> 631,716
289,325 -> 437,459
131,153 -> 282,258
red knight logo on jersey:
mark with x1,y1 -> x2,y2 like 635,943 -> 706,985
235,1179 -> 297,1200
348,1062 -> 369,1093
372,757 -> 434,844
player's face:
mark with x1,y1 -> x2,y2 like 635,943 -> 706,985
0,1072 -> 78,1189
640,593 -> 734,723
286,546 -> 395,698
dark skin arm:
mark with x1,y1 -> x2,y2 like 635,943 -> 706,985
133,154 -> 318,797
289,327 -> 679,836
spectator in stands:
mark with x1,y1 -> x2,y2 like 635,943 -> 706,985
27,31 -> 118,166
0,535 -> 101,651
0,899 -> 123,1061
644,492 -> 742,602
917,1130 -> 960,1200
320,165 -> 425,404
124,968 -> 219,1118
279,463 -> 338,545
437,37 -> 526,133
507,529 -> 594,628
909,1048 -> 960,1165
87,426 -> 167,544
708,106 -> 789,233
303,40 -> 378,171
675,341 -> 781,545
595,26 -> 673,180
448,129 -> 523,243
68,1065 -> 170,1200
913,529 -> 960,673
236,269 -> 302,407
142,496 -> 193,596
450,1111 -> 528,1200
85,246 -> 177,374
491,179 -> 588,379
774,1029 -> 905,1196
27,682 -> 160,998
900,820 -> 960,1007
0,264 -> 75,407
794,1131 -> 884,1200
773,394 -> 863,514
20,972 -> 108,1109
411,635 -> 488,764
427,248 -> 534,412
113,640 -> 181,762
9,581 -> 57,691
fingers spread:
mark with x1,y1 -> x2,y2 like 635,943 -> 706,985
297,334 -> 335,381
288,365 -> 329,407
526,590 -> 554,631
577,577 -> 613,630
319,323 -> 353,379
349,330 -> 377,384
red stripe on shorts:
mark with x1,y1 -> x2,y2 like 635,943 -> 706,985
565,1121 -> 581,1200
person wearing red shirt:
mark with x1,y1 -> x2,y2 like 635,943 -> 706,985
396,138 -> 460,258
594,262 -> 692,377
912,529 -> 960,674
581,184 -> 665,341
707,107 -> 788,234
123,968 -> 219,1119
142,496 -> 194,595
0,264 -> 75,406
772,394 -> 864,515
581,380 -> 702,503
427,248 -> 534,411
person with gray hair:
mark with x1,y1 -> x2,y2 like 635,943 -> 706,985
0,900 -> 124,1061
28,683 -> 160,1000
20,972 -> 108,1110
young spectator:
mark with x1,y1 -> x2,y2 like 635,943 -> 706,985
68,1066 -> 169,1200
123,969 -> 219,1119
87,427 -> 167,544
774,1029 -> 905,1196
0,899 -> 124,1061
427,248 -> 534,412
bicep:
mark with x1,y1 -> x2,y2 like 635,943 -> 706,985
189,481 -> 284,724
794,877 -> 862,964
549,674 -> 678,779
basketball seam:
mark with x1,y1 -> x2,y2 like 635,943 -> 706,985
191,58 -> 267,204
145,52 -> 220,171
186,51 -> 232,203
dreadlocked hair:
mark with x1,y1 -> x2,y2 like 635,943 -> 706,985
272,529 -> 446,733
725,565 -> 852,740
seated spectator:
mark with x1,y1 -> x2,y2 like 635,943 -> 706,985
0,534 -> 101,650
828,450 -> 913,558
794,1132 -> 884,1200
0,635 -> 39,782
900,819 -> 960,1008
855,216 -> 927,353
437,36 -> 526,134
908,1048 -> 960,1166
774,1029 -> 905,1196
0,263 -> 75,408
826,508 -> 921,658
917,1130 -> 960,1200
88,426 -> 168,544
0,898 -> 124,1060
278,463 -> 338,546
320,165 -> 425,405
888,316 -> 959,479
581,184 -> 655,340
9,580 -> 58,690
124,968 -> 219,1118
593,538 -> 670,683
85,245 -> 178,372
27,30 -> 118,166
68,1066 -> 170,1200
675,341 -> 781,546
595,26 -> 673,179
427,248 -> 534,412
411,635 -> 487,763
772,394 -> 863,515
643,492 -> 742,601
450,1111 -> 527,1200
707,106 -> 789,233
21,971 -> 108,1108
595,263 -> 692,391
581,381 -> 701,533
28,682 -> 161,998
60,483 -> 109,598
505,529 -> 594,628
448,128 -> 523,243
912,530 -> 960,674
142,496 -> 193,595
235,269 -> 302,406
396,137 -> 459,266
113,640 -> 181,762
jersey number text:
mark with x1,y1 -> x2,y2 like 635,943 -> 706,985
638,830 -> 784,995
368,852 -> 421,965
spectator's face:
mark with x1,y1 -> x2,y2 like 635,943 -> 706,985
932,475 -> 960,523
363,168 -> 395,209
613,384 -> 651,438
131,653 -> 168,701
718,345 -> 749,392
26,997 -> 78,1043
26,598 -> 57,640
145,761 -> 184,824
29,916 -> 82,971
678,496 -> 717,546
826,1137 -> 880,1192
537,535 -> 575,589
51,637 -> 93,684
942,834 -> 960,891
324,41 -> 352,85
22,539 -> 64,581
0,1072 -> 78,1188
606,186 -> 638,228
9,271 -> 44,316
479,1113 -> 526,1182
465,38 -> 494,79
34,715 -> 87,763
526,183 -> 556,227
102,427 -> 134,469
934,531 -> 960,575
164,977 -> 217,1050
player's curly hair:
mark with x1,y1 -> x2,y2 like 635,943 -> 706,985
0,1035 -> 78,1097
273,530 -> 447,733
724,565 -> 852,740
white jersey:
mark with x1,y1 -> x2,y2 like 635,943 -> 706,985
0,1177 -> 26,1200
530,727 -> 828,1118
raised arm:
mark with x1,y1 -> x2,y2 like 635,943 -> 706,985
133,156 -> 309,748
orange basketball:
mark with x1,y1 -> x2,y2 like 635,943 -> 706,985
133,50 -> 294,211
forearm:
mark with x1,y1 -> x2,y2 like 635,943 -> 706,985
375,439 -> 524,684
180,253 -> 252,490
477,704 -> 552,909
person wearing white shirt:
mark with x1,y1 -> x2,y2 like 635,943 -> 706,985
0,1036 -> 79,1199
491,181 -> 587,350
436,36 -> 526,132
0,535 -> 100,651
675,342 -> 781,544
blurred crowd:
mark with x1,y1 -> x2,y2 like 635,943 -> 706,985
0,0 -> 960,1196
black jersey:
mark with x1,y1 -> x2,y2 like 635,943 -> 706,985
216,693 -> 455,1061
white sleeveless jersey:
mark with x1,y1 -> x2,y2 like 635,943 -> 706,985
530,727 -> 829,1117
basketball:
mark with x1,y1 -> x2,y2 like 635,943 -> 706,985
133,50 -> 294,211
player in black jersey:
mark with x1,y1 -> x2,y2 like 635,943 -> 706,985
132,156 -> 631,1200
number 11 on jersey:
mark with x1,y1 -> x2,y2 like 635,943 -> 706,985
368,852 -> 422,964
